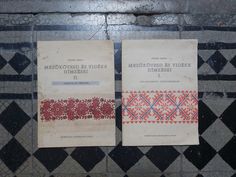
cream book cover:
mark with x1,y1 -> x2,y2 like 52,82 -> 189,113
37,40 -> 115,147
122,39 -> 199,146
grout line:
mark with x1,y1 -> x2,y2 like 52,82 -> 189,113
105,14 -> 110,40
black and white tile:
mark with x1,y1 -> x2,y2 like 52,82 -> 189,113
0,14 -> 235,177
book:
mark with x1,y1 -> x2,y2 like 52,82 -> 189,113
37,40 -> 115,147
122,39 -> 199,146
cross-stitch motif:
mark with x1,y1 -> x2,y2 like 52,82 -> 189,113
40,98 -> 115,121
122,90 -> 198,124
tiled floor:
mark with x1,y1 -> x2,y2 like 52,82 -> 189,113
0,2 -> 236,177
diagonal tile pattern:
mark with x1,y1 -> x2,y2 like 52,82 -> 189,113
202,119 -> 234,151
146,146 -> 180,172
0,55 -> 7,69
220,100 -> 236,134
183,137 -> 217,170
33,148 -> 68,172
109,142 -> 144,172
230,56 -> 236,68
219,136 -> 236,169
198,101 -> 218,134
0,138 -> 30,172
71,147 -> 105,172
198,55 -> 205,68
0,17 -> 235,177
8,53 -> 31,74
206,51 -> 228,73
0,101 -> 31,136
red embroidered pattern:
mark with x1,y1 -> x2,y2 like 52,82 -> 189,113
40,98 -> 115,121
122,90 -> 198,124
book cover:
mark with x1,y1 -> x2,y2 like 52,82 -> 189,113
37,40 -> 115,147
122,39 -> 199,146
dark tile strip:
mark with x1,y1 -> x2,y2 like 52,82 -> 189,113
1,42 -> 236,50
0,26 -> 32,31
108,24 -> 179,31
198,75 -> 236,81
0,74 -> 235,82
34,25 -> 103,31
0,42 -> 32,49
0,75 -> 32,81
0,25 -> 235,32
0,92 -> 234,100
198,42 -> 236,50
0,93 -> 32,99
183,26 -> 236,31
